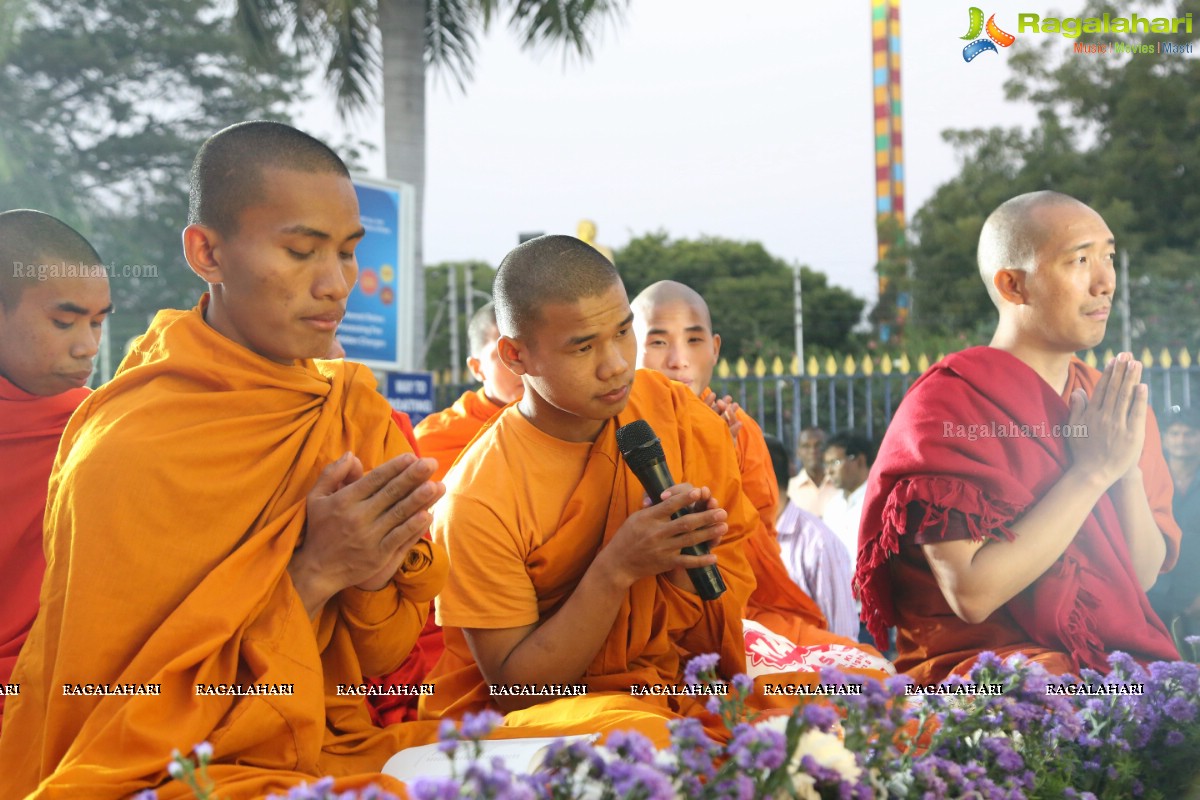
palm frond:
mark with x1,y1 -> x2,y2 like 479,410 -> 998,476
324,0 -> 380,114
426,0 -> 482,90
505,0 -> 628,61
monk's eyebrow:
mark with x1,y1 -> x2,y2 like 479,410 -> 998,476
280,225 -> 367,243
566,313 -> 635,347
56,301 -> 113,315
1069,237 -> 1115,252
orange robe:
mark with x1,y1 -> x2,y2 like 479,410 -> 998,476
0,296 -> 447,799
366,399 -> 495,726
414,388 -> 505,482
858,351 -> 1180,684
701,390 -> 856,650
420,371 -> 759,745
0,376 -> 90,733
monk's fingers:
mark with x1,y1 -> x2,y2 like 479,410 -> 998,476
340,455 -> 365,489
1117,360 -> 1144,423
339,452 -> 422,505
308,452 -> 360,499
667,507 -> 727,538
361,457 -> 438,518
1127,383 -> 1149,431
378,505 -> 436,556
377,478 -> 445,533
675,550 -> 718,571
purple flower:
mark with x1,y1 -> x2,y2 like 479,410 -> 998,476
410,777 -> 461,800
459,709 -> 503,739
801,702 -> 837,730
1165,730 -> 1185,746
606,729 -> 657,765
133,792 -> 158,800
1163,696 -> 1196,723
731,673 -> 754,695
683,653 -> 721,686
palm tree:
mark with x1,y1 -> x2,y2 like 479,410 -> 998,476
234,0 -> 628,367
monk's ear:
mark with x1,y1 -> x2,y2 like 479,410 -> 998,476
497,335 -> 527,376
183,224 -> 224,285
993,268 -> 1028,305
711,332 -> 722,360
466,355 -> 485,383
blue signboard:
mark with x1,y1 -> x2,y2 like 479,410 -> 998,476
342,177 -> 416,370
383,371 -> 436,426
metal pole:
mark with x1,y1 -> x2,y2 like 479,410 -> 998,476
1120,250 -> 1131,354
448,263 -> 460,385
464,263 -> 475,326
793,263 -> 804,369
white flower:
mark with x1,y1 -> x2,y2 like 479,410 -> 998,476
792,729 -> 862,784
193,741 -> 213,762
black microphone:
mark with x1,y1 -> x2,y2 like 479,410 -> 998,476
615,420 -> 726,601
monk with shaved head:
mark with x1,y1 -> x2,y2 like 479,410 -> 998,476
0,122 -> 448,798
858,190 -> 1180,683
0,210 -> 110,734
421,236 -> 889,742
632,280 -> 888,662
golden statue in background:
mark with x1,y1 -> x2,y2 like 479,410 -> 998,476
576,219 -> 614,263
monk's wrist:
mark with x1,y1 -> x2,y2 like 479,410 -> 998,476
287,553 -> 336,617
590,549 -> 635,593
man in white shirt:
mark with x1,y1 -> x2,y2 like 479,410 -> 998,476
765,435 -> 858,639
787,427 -> 839,517
821,431 -> 875,570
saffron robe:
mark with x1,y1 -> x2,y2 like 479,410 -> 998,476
414,388 -> 505,483
0,296 -> 447,799
856,348 -> 1180,683
0,376 -> 90,732
421,371 -> 759,744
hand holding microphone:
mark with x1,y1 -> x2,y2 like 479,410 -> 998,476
613,420 -> 727,600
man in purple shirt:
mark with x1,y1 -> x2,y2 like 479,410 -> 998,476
765,435 -> 858,639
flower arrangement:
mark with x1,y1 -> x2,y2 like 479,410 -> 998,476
152,643 -> 1200,800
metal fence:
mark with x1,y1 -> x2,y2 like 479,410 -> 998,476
431,347 -> 1200,454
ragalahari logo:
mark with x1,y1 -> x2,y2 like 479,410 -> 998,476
961,7 -> 1016,62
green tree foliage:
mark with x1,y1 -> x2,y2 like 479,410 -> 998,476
615,232 -> 865,361
907,0 -> 1200,351
0,0 -> 305,357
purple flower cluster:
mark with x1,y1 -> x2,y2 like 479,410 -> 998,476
153,652 -> 1200,800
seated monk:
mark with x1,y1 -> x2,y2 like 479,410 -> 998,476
857,190 -> 1181,684
632,280 -> 872,653
420,236 -> 889,745
0,210 -> 111,734
415,301 -> 523,482
0,122 -> 448,799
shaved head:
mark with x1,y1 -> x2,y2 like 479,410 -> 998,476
493,235 -> 620,339
0,210 -> 103,310
977,191 -> 1091,307
467,302 -> 499,358
631,280 -> 712,330
188,120 -> 351,236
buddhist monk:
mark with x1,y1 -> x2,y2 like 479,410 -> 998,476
632,280 -> 868,650
415,302 -> 523,482
857,190 -> 1181,683
0,122 -> 447,799
420,237 -> 889,744
0,210 -> 111,735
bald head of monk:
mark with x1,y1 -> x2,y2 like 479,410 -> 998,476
182,121 -> 365,365
631,280 -> 721,397
466,302 -> 523,406
494,235 -> 633,442
979,191 -> 1115,355
0,210 -> 112,396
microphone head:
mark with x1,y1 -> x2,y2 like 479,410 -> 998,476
615,420 -> 666,472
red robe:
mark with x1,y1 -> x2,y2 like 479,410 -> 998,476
0,376 -> 90,732
856,347 -> 1180,682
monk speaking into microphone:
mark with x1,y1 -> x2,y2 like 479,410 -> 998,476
857,190 -> 1180,683
0,122 -> 448,799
